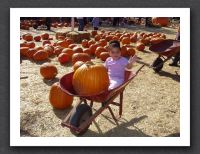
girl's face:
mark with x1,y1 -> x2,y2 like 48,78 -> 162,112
109,47 -> 121,60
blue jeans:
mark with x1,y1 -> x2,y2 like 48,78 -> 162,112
78,19 -> 84,31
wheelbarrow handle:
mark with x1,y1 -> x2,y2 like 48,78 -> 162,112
135,64 -> 145,75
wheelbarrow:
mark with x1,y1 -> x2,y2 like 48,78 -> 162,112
59,65 -> 145,136
149,39 -> 180,72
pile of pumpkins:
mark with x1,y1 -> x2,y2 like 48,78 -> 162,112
20,29 -> 167,110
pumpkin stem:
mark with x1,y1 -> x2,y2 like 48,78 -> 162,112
85,61 -> 94,67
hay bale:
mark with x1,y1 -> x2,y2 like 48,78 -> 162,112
66,31 -> 90,43
55,32 -> 66,40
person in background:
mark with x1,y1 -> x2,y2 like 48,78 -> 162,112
46,17 -> 51,31
169,25 -> 180,66
77,17 -> 84,31
92,17 -> 100,30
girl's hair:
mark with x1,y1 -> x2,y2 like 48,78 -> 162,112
109,40 -> 121,49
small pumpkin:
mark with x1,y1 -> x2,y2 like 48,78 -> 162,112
54,46 -> 64,56
91,30 -> 97,37
56,40 -> 69,48
41,33 -> 49,40
49,82 -> 73,109
95,35 -> 101,41
26,48 -> 37,59
44,45 -> 54,57
88,40 -> 95,46
43,40 -> 51,46
23,33 -> 33,42
58,53 -> 70,64
121,46 -> 128,57
68,44 -> 77,49
89,44 -> 98,55
152,17 -> 169,27
34,35 -> 41,42
72,53 -> 91,65
121,37 -> 131,45
20,47 -> 29,57
62,48 -> 74,60
99,52 -> 110,61
33,50 -> 49,61
83,48 -> 92,55
95,47 -> 107,58
73,61 -> 85,71
127,48 -> 136,57
26,42 -> 35,48
73,46 -> 83,54
136,42 -> 145,51
72,61 -> 109,95
81,39 -> 89,48
40,63 -> 58,80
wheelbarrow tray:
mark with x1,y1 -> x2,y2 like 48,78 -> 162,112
149,39 -> 180,57
59,65 -> 144,135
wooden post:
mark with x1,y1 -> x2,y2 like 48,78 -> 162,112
71,17 -> 74,31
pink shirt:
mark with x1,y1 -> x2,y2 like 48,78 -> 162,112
104,57 -> 128,89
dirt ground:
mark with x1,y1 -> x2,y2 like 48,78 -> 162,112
20,25 -> 180,137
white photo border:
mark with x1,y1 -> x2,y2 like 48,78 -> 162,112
10,8 -> 190,146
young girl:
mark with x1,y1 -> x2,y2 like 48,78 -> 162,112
104,40 -> 137,90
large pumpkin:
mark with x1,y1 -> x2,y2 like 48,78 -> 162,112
49,82 -> 73,109
72,61 -> 109,95
72,53 -> 91,65
40,63 -> 58,80
152,17 -> 169,27
33,50 -> 49,61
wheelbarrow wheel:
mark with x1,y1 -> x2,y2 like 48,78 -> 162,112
69,104 -> 92,136
152,57 -> 163,73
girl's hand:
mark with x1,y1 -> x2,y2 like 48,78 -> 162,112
128,55 -> 137,64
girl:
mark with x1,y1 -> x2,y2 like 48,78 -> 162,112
104,40 -> 137,90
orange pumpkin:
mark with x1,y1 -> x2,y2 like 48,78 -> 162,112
40,63 -> 58,80
136,42 -> 145,51
99,39 -> 107,47
73,46 -> 83,54
72,61 -> 109,95
35,46 -> 44,51
83,48 -> 92,55
58,53 -> 70,64
73,61 -> 85,71
54,46 -> 63,56
65,38 -> 74,46
41,33 -> 49,40
49,82 -> 73,109
152,17 -> 169,27
150,37 -> 165,45
72,53 -> 91,65
56,40 -> 69,48
89,44 -> 98,55
68,44 -> 77,49
81,39 -> 89,48
127,48 -> 136,57
34,35 -> 41,42
33,50 -> 49,61
121,46 -> 128,57
91,30 -> 97,37
100,52 -> 110,61
95,47 -> 107,58
44,45 -> 54,57
26,48 -> 37,59
88,40 -> 95,46
95,35 -> 101,41
62,48 -> 74,60
26,42 -> 35,48
130,34 -> 137,43
20,47 -> 29,57
23,33 -> 33,42
43,40 -> 51,46
121,37 -> 131,45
